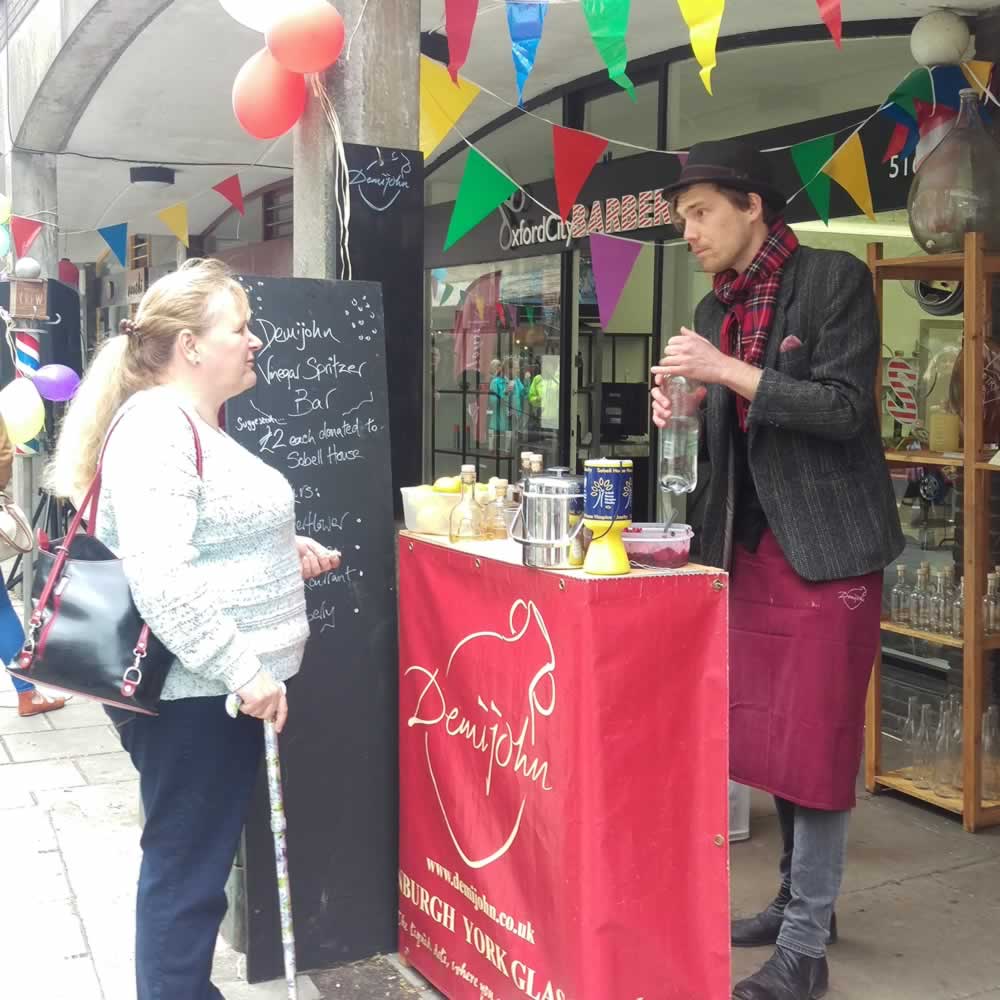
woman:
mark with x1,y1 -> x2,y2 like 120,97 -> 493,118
487,358 -> 512,453
48,259 -> 339,1000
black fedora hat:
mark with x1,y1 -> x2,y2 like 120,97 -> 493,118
663,139 -> 787,210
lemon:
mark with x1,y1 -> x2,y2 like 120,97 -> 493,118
432,476 -> 461,494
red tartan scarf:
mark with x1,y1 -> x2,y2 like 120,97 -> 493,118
713,220 -> 799,430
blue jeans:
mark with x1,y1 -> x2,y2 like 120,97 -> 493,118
107,697 -> 263,1000
0,576 -> 31,693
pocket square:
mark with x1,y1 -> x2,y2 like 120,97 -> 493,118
779,335 -> 803,353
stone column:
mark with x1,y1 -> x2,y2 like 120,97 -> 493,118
293,0 -> 420,278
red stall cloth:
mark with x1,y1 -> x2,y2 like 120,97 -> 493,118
397,536 -> 731,1000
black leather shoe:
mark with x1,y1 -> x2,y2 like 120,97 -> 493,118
732,909 -> 837,948
731,945 -> 829,999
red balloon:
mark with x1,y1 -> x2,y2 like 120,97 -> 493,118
232,48 -> 307,140
266,1 -> 345,74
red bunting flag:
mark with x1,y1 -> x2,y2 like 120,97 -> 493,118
213,175 -> 245,216
10,216 -> 43,258
882,123 -> 911,164
553,125 -> 608,221
445,0 -> 479,82
816,0 -> 842,48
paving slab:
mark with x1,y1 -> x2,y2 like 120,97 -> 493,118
76,749 -> 138,785
0,757 -> 87,797
36,777 -> 139,817
312,957 -> 427,998
0,847 -> 71,907
0,708 -> 52,736
1,803 -> 58,850
45,700 -> 115,730
3,723 -> 120,762
0,955 -> 103,1000
0,899 -> 88,962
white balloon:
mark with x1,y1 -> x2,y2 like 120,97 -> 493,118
910,11 -> 973,68
218,0 -> 276,33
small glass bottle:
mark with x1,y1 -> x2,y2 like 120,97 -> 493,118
913,703 -> 934,790
951,696 -> 964,796
951,577 -> 965,638
517,451 -> 533,499
982,706 -> 1000,802
448,464 -> 485,544
890,564 -> 911,625
483,479 -> 509,540
933,705 -> 957,798
900,695 -> 919,776
929,571 -> 949,634
985,574 -> 1000,635
910,567 -> 932,631
530,453 -> 544,477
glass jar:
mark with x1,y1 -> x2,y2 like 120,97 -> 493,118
908,89 -> 1000,254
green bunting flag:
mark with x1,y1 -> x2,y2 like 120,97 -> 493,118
444,149 -> 518,251
791,135 -> 835,225
887,68 -> 935,120
581,0 -> 636,100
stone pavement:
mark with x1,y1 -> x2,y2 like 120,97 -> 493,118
5,652 -> 1000,999
0,667 -> 441,1000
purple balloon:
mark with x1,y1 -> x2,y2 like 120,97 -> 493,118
32,364 -> 80,402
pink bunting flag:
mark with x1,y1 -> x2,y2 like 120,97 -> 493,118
816,0 -> 842,48
590,233 -> 643,330
446,0 -> 480,82
10,216 -> 43,258
213,175 -> 246,216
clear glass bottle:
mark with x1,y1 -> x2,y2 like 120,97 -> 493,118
985,574 -> 1000,635
949,695 -> 964,796
659,376 -> 701,495
982,706 -> 1000,802
530,454 -> 544,477
908,88 -> 1000,254
890,564 -> 911,625
900,695 -> 919,776
933,705 -> 958,798
951,577 -> 965,638
517,451 -> 533,500
910,567 -> 932,631
483,479 -> 509,540
913,703 -> 934,790
448,464 -> 485,543
929,571 -> 949,634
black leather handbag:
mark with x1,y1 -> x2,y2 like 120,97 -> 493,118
7,409 -> 203,715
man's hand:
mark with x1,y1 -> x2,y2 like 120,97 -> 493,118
653,327 -> 731,384
296,536 -> 342,581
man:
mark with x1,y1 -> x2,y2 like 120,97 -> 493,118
651,140 -> 903,1000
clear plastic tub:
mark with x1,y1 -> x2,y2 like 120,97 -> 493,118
622,523 -> 694,569
400,486 -> 459,536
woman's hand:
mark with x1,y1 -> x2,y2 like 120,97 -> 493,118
235,672 -> 289,733
296,535 -> 341,581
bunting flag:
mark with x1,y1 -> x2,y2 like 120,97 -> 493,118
581,0 -> 636,100
791,135 -> 834,225
420,55 -> 481,159
444,149 -> 518,251
962,60 -> 994,94
676,0 -> 725,96
823,133 -> 875,221
445,0 -> 479,82
507,1 -> 549,106
213,175 -> 245,216
157,203 -> 189,247
10,216 -> 43,258
815,0 -> 842,48
676,151 -> 689,166
97,224 -> 128,267
913,99 -> 959,171
882,123 -> 915,164
590,233 -> 643,329
553,125 -> 609,221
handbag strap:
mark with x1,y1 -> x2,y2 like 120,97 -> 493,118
29,406 -> 204,632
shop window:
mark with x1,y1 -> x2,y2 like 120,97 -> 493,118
425,101 -> 562,207
263,187 -> 294,240
667,36 -> 913,149
130,235 -> 150,269
583,82 -> 658,161
426,255 -> 564,483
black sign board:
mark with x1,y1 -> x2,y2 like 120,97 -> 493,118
344,143 -> 424,517
225,276 -> 398,981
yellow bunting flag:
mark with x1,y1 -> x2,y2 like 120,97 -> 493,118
822,133 -> 875,221
420,55 -> 481,160
157,203 -> 189,247
961,60 -> 994,94
676,0 -> 726,96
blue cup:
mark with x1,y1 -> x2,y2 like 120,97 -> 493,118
584,459 -> 634,524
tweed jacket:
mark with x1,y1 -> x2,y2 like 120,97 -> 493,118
691,246 -> 905,582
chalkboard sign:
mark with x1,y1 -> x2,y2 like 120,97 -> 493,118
225,276 -> 398,981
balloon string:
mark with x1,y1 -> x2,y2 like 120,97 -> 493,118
312,76 -> 352,280
0,308 -> 15,371
345,0 -> 375,61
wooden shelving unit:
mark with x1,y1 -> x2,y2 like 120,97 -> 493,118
867,232 -> 1000,832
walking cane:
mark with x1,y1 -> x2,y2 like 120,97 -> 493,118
226,687 -> 298,1000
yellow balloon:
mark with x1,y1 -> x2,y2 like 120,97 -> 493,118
0,194 -> 11,225
0,378 -> 44,444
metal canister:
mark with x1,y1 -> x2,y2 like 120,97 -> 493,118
511,468 -> 585,569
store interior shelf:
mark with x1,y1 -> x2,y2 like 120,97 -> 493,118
873,251 -> 1000,280
975,460 -> 1000,473
880,620 -> 964,648
884,450 -> 962,467
875,771 -> 965,814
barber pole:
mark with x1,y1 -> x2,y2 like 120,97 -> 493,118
886,355 -> 919,426
13,327 -> 40,454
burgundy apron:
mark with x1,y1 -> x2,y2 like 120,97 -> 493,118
729,530 -> 882,811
